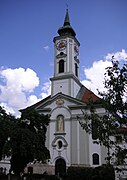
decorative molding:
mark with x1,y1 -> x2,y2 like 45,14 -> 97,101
56,99 -> 64,105
52,136 -> 68,147
50,74 -> 82,87
56,53 -> 67,59
54,132 -> 66,136
74,56 -> 79,64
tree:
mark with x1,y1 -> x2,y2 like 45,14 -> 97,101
80,59 -> 127,165
9,108 -> 50,175
0,106 -> 50,175
0,106 -> 15,160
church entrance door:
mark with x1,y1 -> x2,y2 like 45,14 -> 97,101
55,158 -> 66,177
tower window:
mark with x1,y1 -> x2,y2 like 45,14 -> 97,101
75,63 -> 78,77
59,60 -> 64,73
92,153 -> 99,165
57,115 -> 64,132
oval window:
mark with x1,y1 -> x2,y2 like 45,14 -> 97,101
58,141 -> 62,149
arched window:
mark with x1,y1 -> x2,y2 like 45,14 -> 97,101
92,153 -> 99,165
57,115 -> 64,132
75,63 -> 78,77
59,60 -> 64,73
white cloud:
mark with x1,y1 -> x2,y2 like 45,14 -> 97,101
43,45 -> 50,51
0,68 -> 39,92
26,95 -> 41,107
105,49 -> 127,61
0,67 -> 40,116
0,102 -> 15,115
81,60 -> 112,95
49,62 -> 54,67
81,49 -> 127,96
0,49 -> 126,116
40,81 -> 51,99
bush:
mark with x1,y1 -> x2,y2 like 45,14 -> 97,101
94,165 -> 115,180
45,175 -> 59,180
66,166 -> 93,180
0,174 -> 7,180
65,165 -> 115,180
23,173 -> 45,180
23,173 -> 58,180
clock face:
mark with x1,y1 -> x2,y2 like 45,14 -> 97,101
56,40 -> 67,51
74,44 -> 79,54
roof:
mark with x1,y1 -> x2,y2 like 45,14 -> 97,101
20,85 -> 101,113
57,9 -> 76,37
82,88 -> 100,103
76,85 -> 101,104
20,95 -> 51,112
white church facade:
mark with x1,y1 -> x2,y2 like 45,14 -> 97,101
24,9 -> 108,176
1,9 -> 127,180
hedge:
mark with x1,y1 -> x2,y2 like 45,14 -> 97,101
65,164 -> 115,180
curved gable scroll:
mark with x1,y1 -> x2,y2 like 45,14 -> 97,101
52,136 -> 68,148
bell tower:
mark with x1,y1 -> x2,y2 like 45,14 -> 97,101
50,9 -> 82,98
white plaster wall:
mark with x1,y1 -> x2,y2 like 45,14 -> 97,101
52,79 -> 69,96
43,98 -> 107,168
48,104 -> 71,166
89,135 -> 102,166
73,80 -> 81,98
52,78 -> 81,98
88,107 -> 106,167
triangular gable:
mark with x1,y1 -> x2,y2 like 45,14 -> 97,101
20,95 -> 51,112
35,92 -> 87,110
20,85 -> 101,113
20,92 -> 87,113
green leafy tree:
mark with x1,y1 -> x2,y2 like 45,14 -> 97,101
0,105 -> 50,175
80,59 -> 127,165
9,108 -> 50,175
0,106 -> 15,160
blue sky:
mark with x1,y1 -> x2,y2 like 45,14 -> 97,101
0,0 -> 127,116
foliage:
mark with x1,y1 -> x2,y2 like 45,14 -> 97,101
9,108 -> 50,175
65,165 -> 115,180
20,108 -> 50,162
0,106 -> 50,175
0,106 -> 15,160
45,175 -> 59,180
66,166 -> 93,180
0,174 -> 7,180
23,174 -> 59,180
93,164 -> 115,180
80,59 -> 127,165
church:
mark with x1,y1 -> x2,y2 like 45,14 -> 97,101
24,9 -> 107,176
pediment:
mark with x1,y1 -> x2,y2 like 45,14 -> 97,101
32,93 -> 87,112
